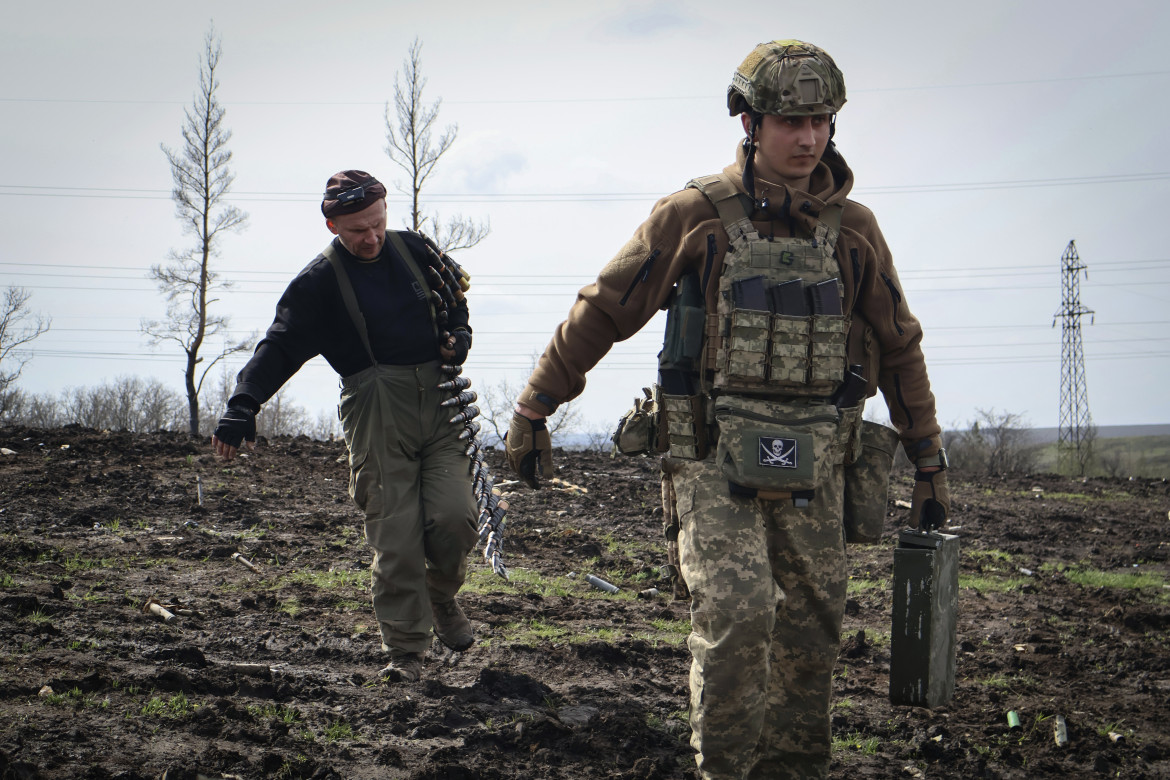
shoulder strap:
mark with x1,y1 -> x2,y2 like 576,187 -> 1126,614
689,174 -> 849,253
687,174 -> 759,244
322,243 -> 378,368
385,231 -> 440,338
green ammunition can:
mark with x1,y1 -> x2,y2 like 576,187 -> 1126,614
890,529 -> 960,708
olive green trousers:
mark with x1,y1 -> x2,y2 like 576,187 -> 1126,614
339,362 -> 479,655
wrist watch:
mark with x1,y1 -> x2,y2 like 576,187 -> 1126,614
916,448 -> 949,470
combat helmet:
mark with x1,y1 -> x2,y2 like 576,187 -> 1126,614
730,40 -> 846,202
727,40 -> 846,117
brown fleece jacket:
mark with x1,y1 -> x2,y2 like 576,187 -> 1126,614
519,142 -> 942,457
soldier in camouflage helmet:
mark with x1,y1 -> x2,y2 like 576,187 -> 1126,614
507,40 -> 948,779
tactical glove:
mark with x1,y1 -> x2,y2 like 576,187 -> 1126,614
909,468 -> 950,531
505,412 -> 552,489
213,401 -> 258,449
448,328 -> 472,365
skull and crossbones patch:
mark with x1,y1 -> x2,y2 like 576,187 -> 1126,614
758,436 -> 798,469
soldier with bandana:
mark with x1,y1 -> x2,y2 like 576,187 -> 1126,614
506,42 -> 949,779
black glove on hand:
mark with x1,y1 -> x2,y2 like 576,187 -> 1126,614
909,469 -> 950,531
213,402 -> 257,449
448,328 -> 472,365
505,412 -> 552,489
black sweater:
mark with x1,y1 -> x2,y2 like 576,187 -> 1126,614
231,231 -> 471,407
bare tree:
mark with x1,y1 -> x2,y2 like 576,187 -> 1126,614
57,377 -> 183,432
944,408 -> 1039,475
0,286 -> 51,416
143,26 -> 252,438
477,372 -> 581,448
384,37 -> 489,253
256,387 -> 309,439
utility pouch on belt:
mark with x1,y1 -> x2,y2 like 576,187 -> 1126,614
654,270 -> 709,460
843,420 -> 900,543
713,396 -> 844,493
612,387 -> 658,456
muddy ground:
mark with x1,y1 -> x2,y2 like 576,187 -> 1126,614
0,425 -> 1168,779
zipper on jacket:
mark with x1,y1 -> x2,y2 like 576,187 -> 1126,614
850,248 -> 862,310
619,249 -> 661,306
893,373 -> 915,430
880,271 -> 905,336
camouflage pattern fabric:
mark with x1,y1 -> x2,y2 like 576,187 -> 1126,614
660,467 -> 691,601
728,40 -> 847,117
340,362 -> 479,655
673,456 -> 847,779
843,420 -> 900,543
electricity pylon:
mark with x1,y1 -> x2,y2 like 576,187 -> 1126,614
1053,240 -> 1095,476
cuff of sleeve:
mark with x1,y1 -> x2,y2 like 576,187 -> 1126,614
518,386 -> 559,417
228,386 -> 264,413
902,434 -> 941,463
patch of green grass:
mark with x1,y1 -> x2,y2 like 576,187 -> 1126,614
648,617 -> 691,637
959,575 -> 1029,593
278,598 -> 301,617
25,608 -> 52,625
40,686 -> 109,709
140,692 -> 196,719
247,703 -> 302,725
285,567 -> 367,591
323,719 -> 354,742
66,586 -> 108,605
461,567 -> 579,599
112,679 -> 141,696
832,730 -> 881,755
1042,563 -> 1166,591
273,756 -> 312,780
61,553 -> 113,574
495,618 -> 571,644
847,576 -> 888,595
1032,490 -> 1127,502
0,573 -> 16,588
977,672 -> 1038,692
967,548 -> 1016,565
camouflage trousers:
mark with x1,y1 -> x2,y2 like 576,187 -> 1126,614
670,456 -> 847,780
339,362 -> 479,656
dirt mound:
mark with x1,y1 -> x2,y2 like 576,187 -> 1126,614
1,426 -> 1167,778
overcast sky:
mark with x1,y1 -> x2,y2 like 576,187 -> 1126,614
3,0 -> 1168,436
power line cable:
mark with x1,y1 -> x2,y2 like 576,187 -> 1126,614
2,67 -> 1167,106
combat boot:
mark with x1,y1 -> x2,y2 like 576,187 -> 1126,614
379,652 -> 423,683
431,599 -> 474,651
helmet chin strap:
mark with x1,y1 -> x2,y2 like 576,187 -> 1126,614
741,111 -> 765,209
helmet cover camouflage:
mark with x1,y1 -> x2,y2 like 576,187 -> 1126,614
727,40 -> 846,117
